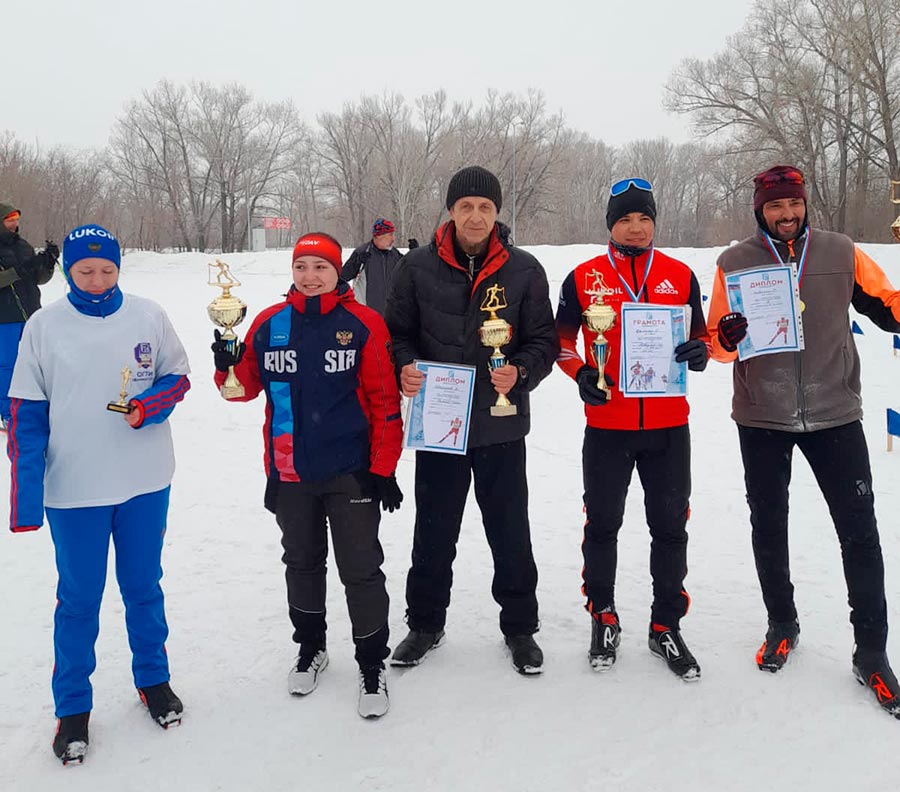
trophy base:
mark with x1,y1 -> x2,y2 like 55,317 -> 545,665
107,402 -> 133,414
490,404 -> 518,417
220,383 -> 245,399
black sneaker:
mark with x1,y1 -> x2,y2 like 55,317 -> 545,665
589,611 -> 621,672
505,634 -> 544,675
288,647 -> 328,696
52,712 -> 89,765
756,619 -> 800,672
852,648 -> 900,719
648,624 -> 701,681
390,629 -> 445,666
138,681 -> 184,728
358,664 -> 390,719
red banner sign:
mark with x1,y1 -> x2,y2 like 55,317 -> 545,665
263,217 -> 292,230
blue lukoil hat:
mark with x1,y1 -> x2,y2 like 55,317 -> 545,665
62,224 -> 121,275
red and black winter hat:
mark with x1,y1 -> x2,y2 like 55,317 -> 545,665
292,232 -> 343,273
753,165 -> 807,211
372,218 -> 395,237
446,165 -> 503,211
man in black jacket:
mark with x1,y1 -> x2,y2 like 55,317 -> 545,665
0,203 -> 57,428
385,166 -> 559,674
340,218 -> 404,315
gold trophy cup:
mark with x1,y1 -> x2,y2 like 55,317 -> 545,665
582,270 -> 617,398
478,283 -> 517,417
890,180 -> 900,242
107,366 -> 134,414
208,259 -> 248,398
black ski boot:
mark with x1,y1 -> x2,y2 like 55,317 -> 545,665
852,647 -> 900,719
589,610 -> 621,671
390,629 -> 444,667
138,681 -> 184,728
505,634 -> 544,675
52,712 -> 89,765
756,619 -> 800,672
648,624 -> 701,681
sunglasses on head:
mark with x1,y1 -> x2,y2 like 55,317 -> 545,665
755,168 -> 805,189
610,178 -> 653,197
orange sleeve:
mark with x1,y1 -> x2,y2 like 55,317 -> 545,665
706,265 -> 738,363
854,247 -> 900,323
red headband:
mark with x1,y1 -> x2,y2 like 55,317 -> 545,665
292,233 -> 343,273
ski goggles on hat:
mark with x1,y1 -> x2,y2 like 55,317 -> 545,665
610,178 -> 653,196
754,167 -> 805,189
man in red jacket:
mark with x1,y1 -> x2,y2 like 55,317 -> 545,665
556,178 -> 709,680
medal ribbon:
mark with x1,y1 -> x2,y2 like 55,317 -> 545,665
763,228 -> 810,286
607,244 -> 655,303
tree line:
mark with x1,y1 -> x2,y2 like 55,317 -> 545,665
3,0 -> 900,252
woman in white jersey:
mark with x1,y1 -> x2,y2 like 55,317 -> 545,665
6,224 -> 191,764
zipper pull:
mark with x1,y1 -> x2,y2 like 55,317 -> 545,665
467,255 -> 475,280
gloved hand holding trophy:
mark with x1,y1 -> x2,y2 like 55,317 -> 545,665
207,259 -> 247,398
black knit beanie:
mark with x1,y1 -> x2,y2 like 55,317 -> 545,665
446,166 -> 502,211
606,184 -> 657,230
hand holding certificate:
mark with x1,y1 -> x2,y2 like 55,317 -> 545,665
403,361 -> 476,455
619,303 -> 690,398
724,265 -> 804,360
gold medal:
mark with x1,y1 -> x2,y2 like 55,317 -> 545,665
799,299 -> 806,313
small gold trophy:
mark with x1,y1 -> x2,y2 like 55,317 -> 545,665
478,283 -> 517,417
107,366 -> 133,414
582,270 -> 617,398
207,259 -> 247,398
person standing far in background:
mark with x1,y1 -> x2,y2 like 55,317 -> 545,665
341,218 -> 405,315
0,202 -> 57,431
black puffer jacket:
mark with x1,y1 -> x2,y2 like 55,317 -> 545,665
0,219 -> 55,323
386,221 -> 559,448
340,242 -> 404,315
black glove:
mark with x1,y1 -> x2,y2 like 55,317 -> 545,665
674,339 -> 709,372
373,473 -> 403,513
718,312 -> 748,352
576,365 -> 614,406
211,329 -> 245,372
44,241 -> 60,264
407,238 -> 419,250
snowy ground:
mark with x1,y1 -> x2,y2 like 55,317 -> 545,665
1,242 -> 899,792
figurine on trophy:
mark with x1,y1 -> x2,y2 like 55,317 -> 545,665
106,365 -> 134,414
478,283 -> 518,417
581,270 -> 617,399
207,259 -> 247,398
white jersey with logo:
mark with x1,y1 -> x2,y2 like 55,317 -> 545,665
9,294 -> 190,508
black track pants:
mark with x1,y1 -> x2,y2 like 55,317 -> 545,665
582,425 -> 692,628
738,421 -> 887,651
404,439 -> 539,636
275,474 -> 389,664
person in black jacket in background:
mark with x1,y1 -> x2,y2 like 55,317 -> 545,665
0,202 -> 57,429
340,218 -> 404,315
385,166 -> 560,675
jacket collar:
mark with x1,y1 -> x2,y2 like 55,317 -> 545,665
434,221 -> 510,294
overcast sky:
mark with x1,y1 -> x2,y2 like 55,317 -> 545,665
8,0 -> 755,150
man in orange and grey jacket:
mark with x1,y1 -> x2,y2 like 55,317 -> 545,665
707,164 -> 900,719
556,178 -> 710,681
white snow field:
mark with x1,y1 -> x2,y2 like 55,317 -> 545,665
1,241 -> 898,792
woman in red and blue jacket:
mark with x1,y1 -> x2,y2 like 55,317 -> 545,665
212,232 -> 402,718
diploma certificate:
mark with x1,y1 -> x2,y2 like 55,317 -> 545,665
402,361 -> 476,455
619,302 -> 690,398
724,265 -> 804,361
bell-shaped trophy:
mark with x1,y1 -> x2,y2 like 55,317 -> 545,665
581,270 -> 617,399
207,259 -> 247,399
478,283 -> 517,417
